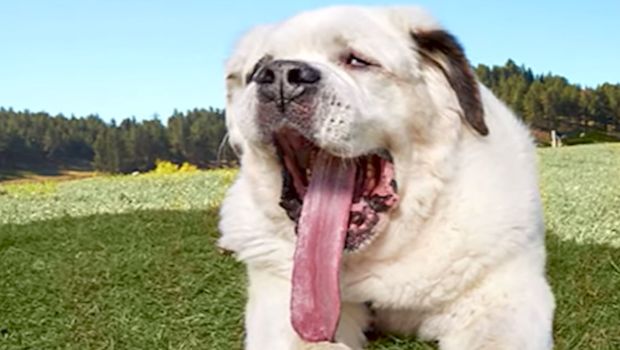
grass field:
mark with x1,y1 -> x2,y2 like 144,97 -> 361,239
1,144 -> 619,349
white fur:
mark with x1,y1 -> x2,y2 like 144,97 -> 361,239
219,6 -> 554,350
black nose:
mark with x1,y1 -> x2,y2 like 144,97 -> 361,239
254,60 -> 321,86
253,60 -> 321,109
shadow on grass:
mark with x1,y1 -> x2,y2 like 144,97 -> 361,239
0,209 -> 244,350
0,161 -> 93,182
0,166 -> 63,181
0,211 -> 618,350
546,231 -> 620,350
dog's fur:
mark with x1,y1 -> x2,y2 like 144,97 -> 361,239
219,6 -> 554,350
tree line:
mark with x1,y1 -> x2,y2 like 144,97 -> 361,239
1,60 -> 620,173
0,107 -> 233,173
475,60 -> 620,134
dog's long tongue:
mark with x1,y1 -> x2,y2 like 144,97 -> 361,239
291,151 -> 356,342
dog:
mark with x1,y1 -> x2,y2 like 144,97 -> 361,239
219,5 -> 554,350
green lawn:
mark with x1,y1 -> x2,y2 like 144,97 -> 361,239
1,144 -> 619,350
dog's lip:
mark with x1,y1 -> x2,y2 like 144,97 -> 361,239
273,127 -> 392,162
375,148 -> 393,162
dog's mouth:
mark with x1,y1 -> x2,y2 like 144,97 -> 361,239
273,128 -> 398,342
275,130 -> 399,252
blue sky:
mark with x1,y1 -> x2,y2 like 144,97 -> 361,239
1,0 -> 619,121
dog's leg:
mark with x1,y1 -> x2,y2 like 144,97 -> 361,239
245,267 -> 368,350
436,267 -> 554,350
244,267 -> 299,349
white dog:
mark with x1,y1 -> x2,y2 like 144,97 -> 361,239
219,5 -> 554,350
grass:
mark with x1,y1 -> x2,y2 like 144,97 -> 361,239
1,144 -> 619,349
0,170 -> 236,225
0,210 -> 244,350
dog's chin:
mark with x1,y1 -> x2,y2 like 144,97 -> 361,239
273,128 -> 399,253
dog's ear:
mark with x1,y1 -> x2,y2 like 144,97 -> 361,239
412,30 -> 488,136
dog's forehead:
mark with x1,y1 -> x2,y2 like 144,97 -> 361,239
227,6 -> 441,76
270,6 -> 439,42
267,7 -> 395,52
256,6 -> 421,71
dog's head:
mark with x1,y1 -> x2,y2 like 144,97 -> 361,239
224,6 -> 487,252
226,6 -> 486,152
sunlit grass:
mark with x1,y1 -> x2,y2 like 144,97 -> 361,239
0,169 -> 237,225
0,181 -> 59,197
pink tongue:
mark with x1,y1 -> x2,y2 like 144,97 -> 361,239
291,151 -> 356,342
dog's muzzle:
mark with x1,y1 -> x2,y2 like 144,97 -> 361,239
253,60 -> 322,136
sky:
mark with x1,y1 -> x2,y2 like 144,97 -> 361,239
1,0 -> 619,121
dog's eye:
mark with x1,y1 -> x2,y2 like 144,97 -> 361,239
344,53 -> 375,69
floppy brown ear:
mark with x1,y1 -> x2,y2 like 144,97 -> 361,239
412,30 -> 488,136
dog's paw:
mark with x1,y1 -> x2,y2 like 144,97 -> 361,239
297,341 -> 352,350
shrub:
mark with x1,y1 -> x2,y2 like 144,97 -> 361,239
151,160 -> 198,175
178,162 -> 198,173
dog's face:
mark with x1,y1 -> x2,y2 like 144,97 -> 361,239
225,6 -> 487,253
226,6 -> 486,153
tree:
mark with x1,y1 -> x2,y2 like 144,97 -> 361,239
93,128 -> 122,172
